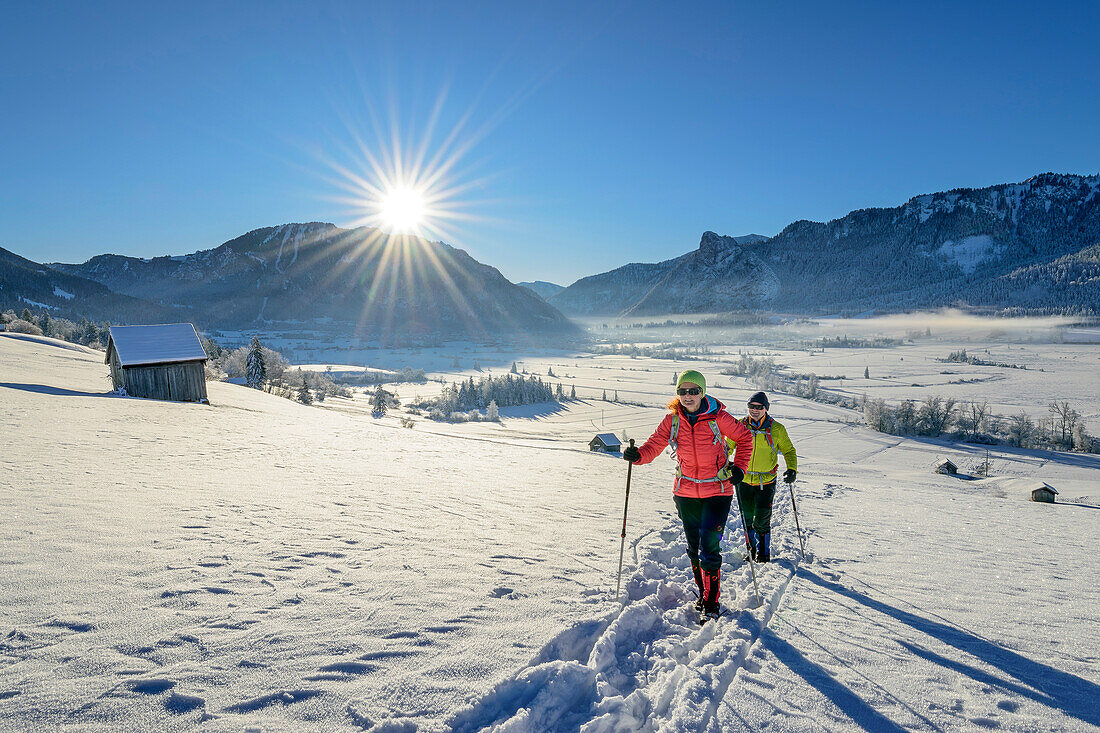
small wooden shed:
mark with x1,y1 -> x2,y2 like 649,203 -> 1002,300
589,433 -> 623,454
105,323 -> 208,403
1029,482 -> 1058,503
932,458 -> 959,475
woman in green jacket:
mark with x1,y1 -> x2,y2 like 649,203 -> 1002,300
737,392 -> 797,562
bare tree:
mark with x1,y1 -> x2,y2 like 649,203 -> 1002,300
1049,401 -> 1080,447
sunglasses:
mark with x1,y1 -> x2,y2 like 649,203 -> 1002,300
748,404 -> 766,410
677,388 -> 702,396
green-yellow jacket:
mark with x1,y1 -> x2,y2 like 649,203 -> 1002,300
724,414 -> 796,485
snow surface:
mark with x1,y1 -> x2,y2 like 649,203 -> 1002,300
1,332 -> 1098,731
52,287 -> 75,300
937,235 -> 994,274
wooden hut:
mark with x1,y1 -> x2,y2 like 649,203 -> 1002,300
1029,483 -> 1058,503
105,324 -> 209,403
932,458 -> 959,475
589,433 -> 622,454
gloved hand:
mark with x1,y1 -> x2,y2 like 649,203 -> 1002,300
727,465 -> 744,485
783,469 -> 797,484
623,445 -> 641,463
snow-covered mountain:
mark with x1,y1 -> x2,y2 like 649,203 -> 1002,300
0,246 -> 175,323
763,172 -> 1100,314
552,174 -> 1100,316
549,233 -> 771,316
49,224 -> 579,340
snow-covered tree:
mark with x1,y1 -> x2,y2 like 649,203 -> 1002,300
570,384 -> 576,400
297,374 -> 313,404
246,336 -> 266,389
510,362 -> 518,374
1072,420 -> 1091,452
1007,412 -> 1034,447
486,400 -> 499,421
371,385 -> 388,415
864,398 -> 891,433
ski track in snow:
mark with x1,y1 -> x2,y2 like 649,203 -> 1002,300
442,485 -> 821,733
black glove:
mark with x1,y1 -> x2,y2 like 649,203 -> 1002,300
727,465 -> 744,485
783,469 -> 797,484
623,445 -> 641,463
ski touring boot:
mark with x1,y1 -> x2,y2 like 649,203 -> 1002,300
698,569 -> 722,625
757,532 -> 771,563
691,561 -> 705,613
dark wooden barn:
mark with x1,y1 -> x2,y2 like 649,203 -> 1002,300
589,433 -> 623,454
105,324 -> 209,403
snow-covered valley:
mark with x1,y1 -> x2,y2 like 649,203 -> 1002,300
1,331 -> 1098,732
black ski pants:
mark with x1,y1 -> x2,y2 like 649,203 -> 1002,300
673,494 -> 733,572
737,480 -> 776,534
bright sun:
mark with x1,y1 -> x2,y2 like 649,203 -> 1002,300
380,186 -> 427,234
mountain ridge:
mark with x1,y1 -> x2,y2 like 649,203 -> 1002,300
47,223 -> 580,341
550,173 -> 1100,316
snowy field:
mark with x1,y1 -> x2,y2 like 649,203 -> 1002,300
2,330 -> 1099,732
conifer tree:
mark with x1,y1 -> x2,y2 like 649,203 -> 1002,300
486,399 -> 499,421
371,384 -> 388,415
297,374 -> 313,404
246,336 -> 267,389
510,362 -> 518,374
602,389 -> 607,401
570,384 -> 576,400
864,366 -> 870,379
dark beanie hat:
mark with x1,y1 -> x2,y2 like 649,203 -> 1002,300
748,391 -> 770,409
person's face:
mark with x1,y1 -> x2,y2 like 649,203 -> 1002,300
677,382 -> 703,410
747,402 -> 767,418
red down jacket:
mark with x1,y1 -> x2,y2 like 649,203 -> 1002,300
635,395 -> 753,498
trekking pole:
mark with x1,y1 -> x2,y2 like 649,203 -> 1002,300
732,480 -> 762,605
788,478 -> 807,558
615,439 -> 635,604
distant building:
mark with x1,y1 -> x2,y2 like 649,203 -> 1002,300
105,324 -> 209,403
1029,483 -> 1058,503
932,458 -> 959,475
589,433 -> 622,454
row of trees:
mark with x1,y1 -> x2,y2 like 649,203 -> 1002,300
409,374 -> 572,422
207,335 -> 351,405
1,309 -> 110,347
941,349 -> 1026,369
863,395 -> 1093,451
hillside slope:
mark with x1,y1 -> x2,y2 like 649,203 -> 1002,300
1,334 -> 1096,731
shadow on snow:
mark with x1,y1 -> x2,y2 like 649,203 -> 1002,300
0,382 -> 115,398
797,568 -> 1100,728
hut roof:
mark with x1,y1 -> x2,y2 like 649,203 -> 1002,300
106,324 -> 207,367
933,458 -> 958,469
1027,482 -> 1059,495
592,433 -> 622,447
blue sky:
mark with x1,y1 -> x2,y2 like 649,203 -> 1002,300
2,1 -> 1098,285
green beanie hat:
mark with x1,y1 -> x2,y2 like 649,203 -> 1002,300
676,369 -> 707,394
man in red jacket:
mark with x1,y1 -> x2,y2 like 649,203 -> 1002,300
624,369 -> 753,623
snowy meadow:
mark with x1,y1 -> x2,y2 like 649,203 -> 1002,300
1,322 -> 1098,732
